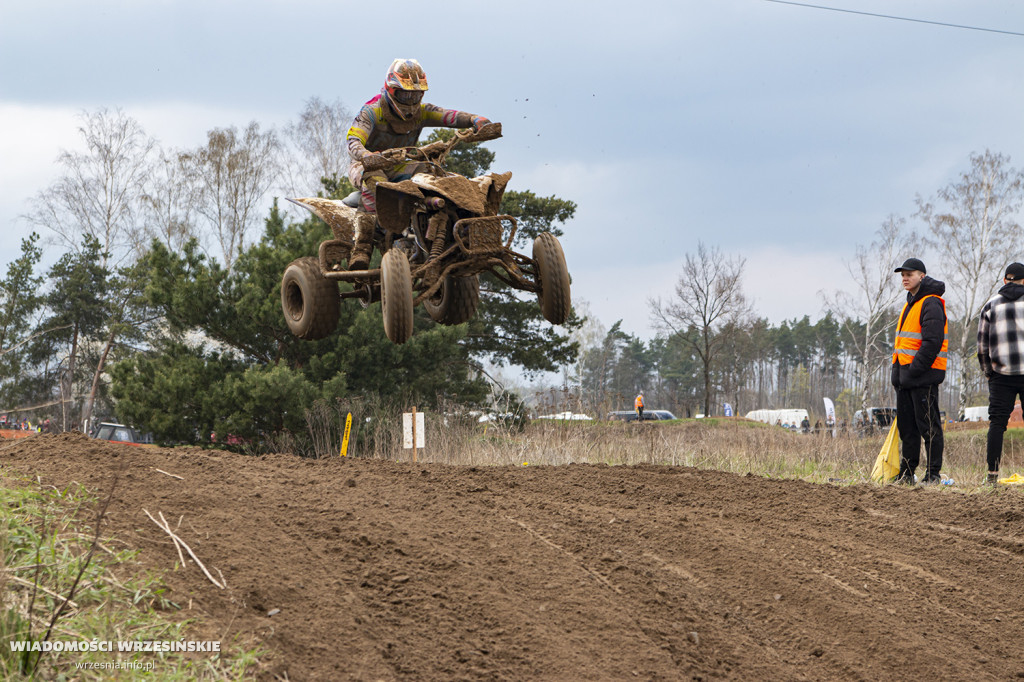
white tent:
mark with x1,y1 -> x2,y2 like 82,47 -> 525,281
745,409 -> 810,429
963,406 -> 989,422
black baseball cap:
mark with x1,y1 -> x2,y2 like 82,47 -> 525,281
1005,262 -> 1024,281
895,258 -> 926,274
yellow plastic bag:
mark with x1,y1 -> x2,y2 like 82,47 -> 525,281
998,472 -> 1024,485
871,418 -> 901,483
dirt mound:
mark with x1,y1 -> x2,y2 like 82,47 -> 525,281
2,433 -> 1023,680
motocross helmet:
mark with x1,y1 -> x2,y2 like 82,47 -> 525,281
382,58 -> 428,121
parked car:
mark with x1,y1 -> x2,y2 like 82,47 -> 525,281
606,410 -> 677,422
852,407 -> 896,435
91,422 -> 152,446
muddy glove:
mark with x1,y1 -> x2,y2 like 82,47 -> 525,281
361,153 -> 387,172
471,116 -> 490,132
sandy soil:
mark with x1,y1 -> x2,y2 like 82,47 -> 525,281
2,432 -> 1023,681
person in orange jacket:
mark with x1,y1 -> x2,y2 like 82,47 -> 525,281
891,258 -> 947,485
634,392 -> 645,421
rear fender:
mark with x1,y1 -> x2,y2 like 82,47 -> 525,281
286,197 -> 357,242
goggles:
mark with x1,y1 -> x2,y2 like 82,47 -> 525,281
393,89 -> 424,105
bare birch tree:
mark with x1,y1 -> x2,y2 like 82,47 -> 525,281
917,149 -> 1024,419
182,122 -> 281,272
25,108 -> 154,269
823,215 -> 913,412
282,97 -> 352,198
649,242 -> 750,416
137,146 -> 198,253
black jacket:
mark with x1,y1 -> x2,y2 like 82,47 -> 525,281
891,276 -> 947,389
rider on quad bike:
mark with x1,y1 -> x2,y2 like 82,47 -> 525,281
346,58 -> 491,270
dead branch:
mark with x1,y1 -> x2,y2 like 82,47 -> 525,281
158,511 -> 187,569
38,474 -> 118,657
6,575 -> 80,609
152,468 -> 184,480
143,509 -> 224,589
0,324 -> 73,358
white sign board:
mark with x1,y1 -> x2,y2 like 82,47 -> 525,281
403,411 -> 425,449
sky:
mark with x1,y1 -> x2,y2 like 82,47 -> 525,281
2,0 -> 1024,342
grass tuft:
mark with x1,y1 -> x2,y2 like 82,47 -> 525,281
0,470 -> 262,680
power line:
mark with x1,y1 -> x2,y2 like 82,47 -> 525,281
763,0 -> 1024,37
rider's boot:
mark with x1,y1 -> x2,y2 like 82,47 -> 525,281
348,213 -> 377,271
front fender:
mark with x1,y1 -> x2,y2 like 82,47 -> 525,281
375,179 -> 424,233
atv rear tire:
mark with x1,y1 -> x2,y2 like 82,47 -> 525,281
281,257 -> 339,340
424,275 -> 480,325
533,232 -> 571,325
381,249 -> 414,344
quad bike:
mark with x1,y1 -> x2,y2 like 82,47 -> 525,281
281,122 -> 571,344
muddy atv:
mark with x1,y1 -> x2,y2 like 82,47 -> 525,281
280,123 -> 571,344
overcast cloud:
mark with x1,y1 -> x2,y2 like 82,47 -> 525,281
2,0 -> 1023,338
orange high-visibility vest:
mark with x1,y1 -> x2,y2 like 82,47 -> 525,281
892,294 -> 948,370
635,395 -> 644,409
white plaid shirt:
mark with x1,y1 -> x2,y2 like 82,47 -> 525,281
977,284 -> 1024,376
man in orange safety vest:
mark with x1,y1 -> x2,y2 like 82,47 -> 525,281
891,258 -> 948,485
634,393 -> 645,421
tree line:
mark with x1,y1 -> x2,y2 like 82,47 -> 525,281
564,150 -> 1023,423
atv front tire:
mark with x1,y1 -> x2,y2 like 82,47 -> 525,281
281,257 -> 339,340
532,233 -> 571,325
381,249 -> 414,344
424,275 -> 480,326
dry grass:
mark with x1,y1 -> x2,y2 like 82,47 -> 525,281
299,408 -> 1023,489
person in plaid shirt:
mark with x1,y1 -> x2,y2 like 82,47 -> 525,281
977,261 -> 1024,486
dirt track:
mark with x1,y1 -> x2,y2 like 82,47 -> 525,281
3,432 -> 1024,681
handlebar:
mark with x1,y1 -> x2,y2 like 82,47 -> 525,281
361,122 -> 503,172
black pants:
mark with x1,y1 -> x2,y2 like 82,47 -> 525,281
896,384 -> 944,479
986,373 -> 1024,472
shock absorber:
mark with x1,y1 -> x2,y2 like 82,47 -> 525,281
428,212 -> 448,259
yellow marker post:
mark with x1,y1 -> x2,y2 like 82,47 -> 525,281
340,412 -> 352,457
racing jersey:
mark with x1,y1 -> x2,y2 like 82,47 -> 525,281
346,94 -> 478,161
